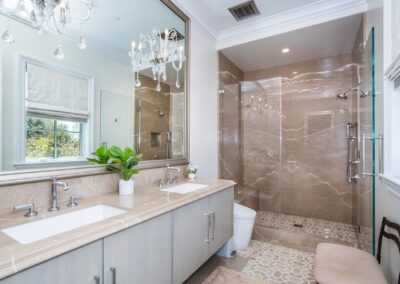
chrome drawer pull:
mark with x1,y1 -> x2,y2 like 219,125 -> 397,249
110,267 -> 117,284
204,212 -> 211,243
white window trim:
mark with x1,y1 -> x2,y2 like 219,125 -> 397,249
381,0 -> 400,198
16,55 -> 95,168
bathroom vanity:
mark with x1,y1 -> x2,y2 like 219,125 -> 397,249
0,180 -> 234,284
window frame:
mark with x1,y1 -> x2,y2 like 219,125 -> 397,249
381,0 -> 400,197
15,56 -> 94,169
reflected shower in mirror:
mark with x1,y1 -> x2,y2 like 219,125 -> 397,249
0,0 -> 188,173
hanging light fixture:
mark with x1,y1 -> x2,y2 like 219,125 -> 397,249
0,0 -> 94,57
130,27 -> 185,92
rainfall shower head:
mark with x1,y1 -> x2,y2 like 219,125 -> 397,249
337,85 -> 371,99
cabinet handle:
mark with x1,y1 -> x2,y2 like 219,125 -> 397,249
110,267 -> 117,284
211,211 -> 215,240
204,212 -> 211,243
93,275 -> 100,284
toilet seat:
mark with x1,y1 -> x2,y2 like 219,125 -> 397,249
234,203 -> 256,219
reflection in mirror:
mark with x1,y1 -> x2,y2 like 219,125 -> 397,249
0,0 -> 188,173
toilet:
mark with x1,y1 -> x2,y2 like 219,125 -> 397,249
217,203 -> 256,257
233,203 -> 257,249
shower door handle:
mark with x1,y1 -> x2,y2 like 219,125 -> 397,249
362,133 -> 374,176
377,134 -> 384,175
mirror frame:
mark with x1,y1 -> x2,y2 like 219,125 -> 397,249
0,0 -> 190,185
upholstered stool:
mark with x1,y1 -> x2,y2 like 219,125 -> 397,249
314,243 -> 387,284
315,217 -> 400,284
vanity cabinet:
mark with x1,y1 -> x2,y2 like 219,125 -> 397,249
0,187 -> 233,284
207,188 -> 234,254
1,240 -> 103,284
172,188 -> 234,284
103,212 -> 173,284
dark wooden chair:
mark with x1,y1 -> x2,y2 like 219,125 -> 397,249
314,217 -> 400,284
377,217 -> 400,284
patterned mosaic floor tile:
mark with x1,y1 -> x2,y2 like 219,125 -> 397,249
238,240 -> 316,284
255,211 -> 367,249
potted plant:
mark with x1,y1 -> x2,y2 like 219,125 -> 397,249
87,146 -> 141,195
186,165 -> 198,179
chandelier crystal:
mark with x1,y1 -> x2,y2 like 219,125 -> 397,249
130,27 -> 185,92
0,0 -> 94,57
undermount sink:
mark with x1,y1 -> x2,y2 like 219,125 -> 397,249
161,183 -> 208,194
2,205 -> 126,244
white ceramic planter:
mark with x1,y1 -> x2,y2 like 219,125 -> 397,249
119,179 -> 134,195
188,173 -> 196,179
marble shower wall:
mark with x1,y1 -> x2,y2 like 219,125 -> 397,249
134,75 -> 171,160
244,55 -> 357,224
218,54 -> 243,184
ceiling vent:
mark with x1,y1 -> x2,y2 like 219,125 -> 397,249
229,1 -> 260,21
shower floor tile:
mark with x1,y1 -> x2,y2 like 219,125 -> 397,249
255,211 -> 372,250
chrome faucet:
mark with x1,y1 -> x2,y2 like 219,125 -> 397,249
165,164 -> 181,185
49,176 -> 69,211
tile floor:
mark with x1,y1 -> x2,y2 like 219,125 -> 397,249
185,211 -> 370,284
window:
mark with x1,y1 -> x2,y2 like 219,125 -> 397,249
18,57 -> 93,166
25,116 -> 83,162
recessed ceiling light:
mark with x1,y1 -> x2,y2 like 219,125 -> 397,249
282,48 -> 290,53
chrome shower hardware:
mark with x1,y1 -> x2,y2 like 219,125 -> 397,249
346,123 -> 360,183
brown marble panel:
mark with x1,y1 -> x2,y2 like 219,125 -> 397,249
242,54 -> 357,224
218,53 -> 243,185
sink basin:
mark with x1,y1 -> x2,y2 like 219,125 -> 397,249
161,183 -> 208,194
2,205 -> 126,244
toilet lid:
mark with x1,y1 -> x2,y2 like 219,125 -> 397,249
234,203 -> 256,219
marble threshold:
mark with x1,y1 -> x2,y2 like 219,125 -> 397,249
0,178 -> 235,280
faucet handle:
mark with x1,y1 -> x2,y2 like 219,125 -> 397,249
67,194 -> 83,208
154,178 -> 163,187
14,203 -> 38,217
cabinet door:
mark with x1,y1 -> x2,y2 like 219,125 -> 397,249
208,187 -> 234,255
1,240 -> 103,284
103,212 -> 172,284
172,197 -> 209,284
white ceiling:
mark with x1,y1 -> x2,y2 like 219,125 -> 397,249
183,0 -> 321,31
172,0 -> 367,50
220,13 -> 363,72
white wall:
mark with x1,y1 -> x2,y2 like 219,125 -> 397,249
366,1 -> 400,283
188,22 -> 218,178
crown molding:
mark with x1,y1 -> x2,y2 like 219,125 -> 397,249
216,0 -> 368,50
171,0 -> 218,43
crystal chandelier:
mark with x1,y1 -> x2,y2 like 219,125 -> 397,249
0,0 -> 94,57
130,27 -> 185,92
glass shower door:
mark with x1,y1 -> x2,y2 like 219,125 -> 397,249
241,78 -> 283,229
357,27 -> 375,254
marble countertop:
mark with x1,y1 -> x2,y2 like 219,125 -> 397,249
0,178 -> 235,280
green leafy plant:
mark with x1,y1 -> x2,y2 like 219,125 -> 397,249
87,146 -> 141,181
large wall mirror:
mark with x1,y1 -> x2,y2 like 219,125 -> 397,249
0,0 -> 189,183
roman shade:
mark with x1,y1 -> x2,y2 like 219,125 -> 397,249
25,62 -> 90,121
